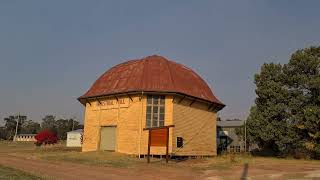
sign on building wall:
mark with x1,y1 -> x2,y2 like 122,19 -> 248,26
94,97 -> 129,110
150,128 -> 168,147
143,125 -> 174,163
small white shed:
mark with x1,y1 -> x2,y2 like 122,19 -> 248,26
66,129 -> 83,147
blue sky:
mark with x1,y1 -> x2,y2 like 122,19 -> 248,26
0,0 -> 319,124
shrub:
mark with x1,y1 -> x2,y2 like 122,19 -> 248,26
315,144 -> 320,160
35,130 -> 58,146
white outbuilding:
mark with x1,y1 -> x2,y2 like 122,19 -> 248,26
66,129 -> 83,147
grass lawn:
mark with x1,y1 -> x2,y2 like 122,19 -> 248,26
1,141 -> 320,169
0,165 -> 43,180
0,141 -> 252,169
0,141 -> 145,168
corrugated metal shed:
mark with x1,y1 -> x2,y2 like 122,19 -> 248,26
67,129 -> 83,147
79,55 -> 224,107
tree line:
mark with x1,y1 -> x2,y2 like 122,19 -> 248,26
244,46 -> 320,159
0,115 -> 83,140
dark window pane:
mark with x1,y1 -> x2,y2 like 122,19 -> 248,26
153,113 -> 158,120
159,120 -> 164,127
146,114 -> 151,120
147,106 -> 152,113
153,98 -> 159,105
153,106 -> 158,113
160,96 -> 165,105
147,95 -> 152,104
160,107 -> 165,114
160,114 -> 164,120
146,119 -> 151,127
152,120 -> 158,127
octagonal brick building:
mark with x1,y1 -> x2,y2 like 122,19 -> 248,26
78,55 -> 225,156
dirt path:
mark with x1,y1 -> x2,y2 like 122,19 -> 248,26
0,154 -> 199,180
203,161 -> 320,179
1,154 -> 320,180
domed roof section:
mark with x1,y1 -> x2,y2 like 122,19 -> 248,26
79,55 -> 224,106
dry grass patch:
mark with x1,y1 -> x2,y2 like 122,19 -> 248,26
1,141 -> 320,173
0,141 -> 144,168
43,151 -> 144,168
0,165 -> 43,180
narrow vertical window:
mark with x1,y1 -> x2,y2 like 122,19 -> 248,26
146,95 -> 165,128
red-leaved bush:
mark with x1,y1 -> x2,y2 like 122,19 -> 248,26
35,130 -> 58,146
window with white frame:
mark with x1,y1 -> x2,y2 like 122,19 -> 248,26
146,95 -> 165,128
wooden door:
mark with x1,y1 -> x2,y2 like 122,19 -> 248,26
100,126 -> 116,151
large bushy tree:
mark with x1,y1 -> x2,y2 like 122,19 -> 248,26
41,115 -> 57,132
2,115 -> 41,139
3,115 -> 27,140
0,127 -> 8,140
21,120 -> 41,134
247,46 -> 320,158
41,115 -> 83,140
55,118 -> 81,140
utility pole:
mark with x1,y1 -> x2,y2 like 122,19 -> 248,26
14,114 -> 20,141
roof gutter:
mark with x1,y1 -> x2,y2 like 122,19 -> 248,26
77,91 -> 225,111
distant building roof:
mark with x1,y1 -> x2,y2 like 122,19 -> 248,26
67,129 -> 83,133
217,120 -> 244,127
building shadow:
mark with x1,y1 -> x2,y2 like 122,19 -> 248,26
241,163 -> 249,180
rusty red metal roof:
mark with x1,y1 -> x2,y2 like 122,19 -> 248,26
79,55 -> 224,107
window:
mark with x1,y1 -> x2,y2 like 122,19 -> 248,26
229,145 -> 235,153
146,95 -> 165,128
236,146 -> 241,153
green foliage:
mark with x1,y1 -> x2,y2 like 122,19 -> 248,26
41,115 -> 83,140
41,115 -> 56,133
3,115 -> 27,140
316,144 -> 320,159
0,127 -> 8,140
248,46 -> 320,158
2,115 -> 40,140
55,118 -> 81,140
2,115 -> 83,141
21,120 -> 41,134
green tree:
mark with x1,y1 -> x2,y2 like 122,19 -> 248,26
21,120 -> 41,134
41,115 -> 56,132
40,115 -> 83,140
3,115 -> 27,140
55,118 -> 80,140
283,47 -> 320,154
247,46 -> 320,157
0,127 -> 8,140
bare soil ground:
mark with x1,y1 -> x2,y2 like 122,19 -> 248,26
0,142 -> 320,180
0,154 -> 198,180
